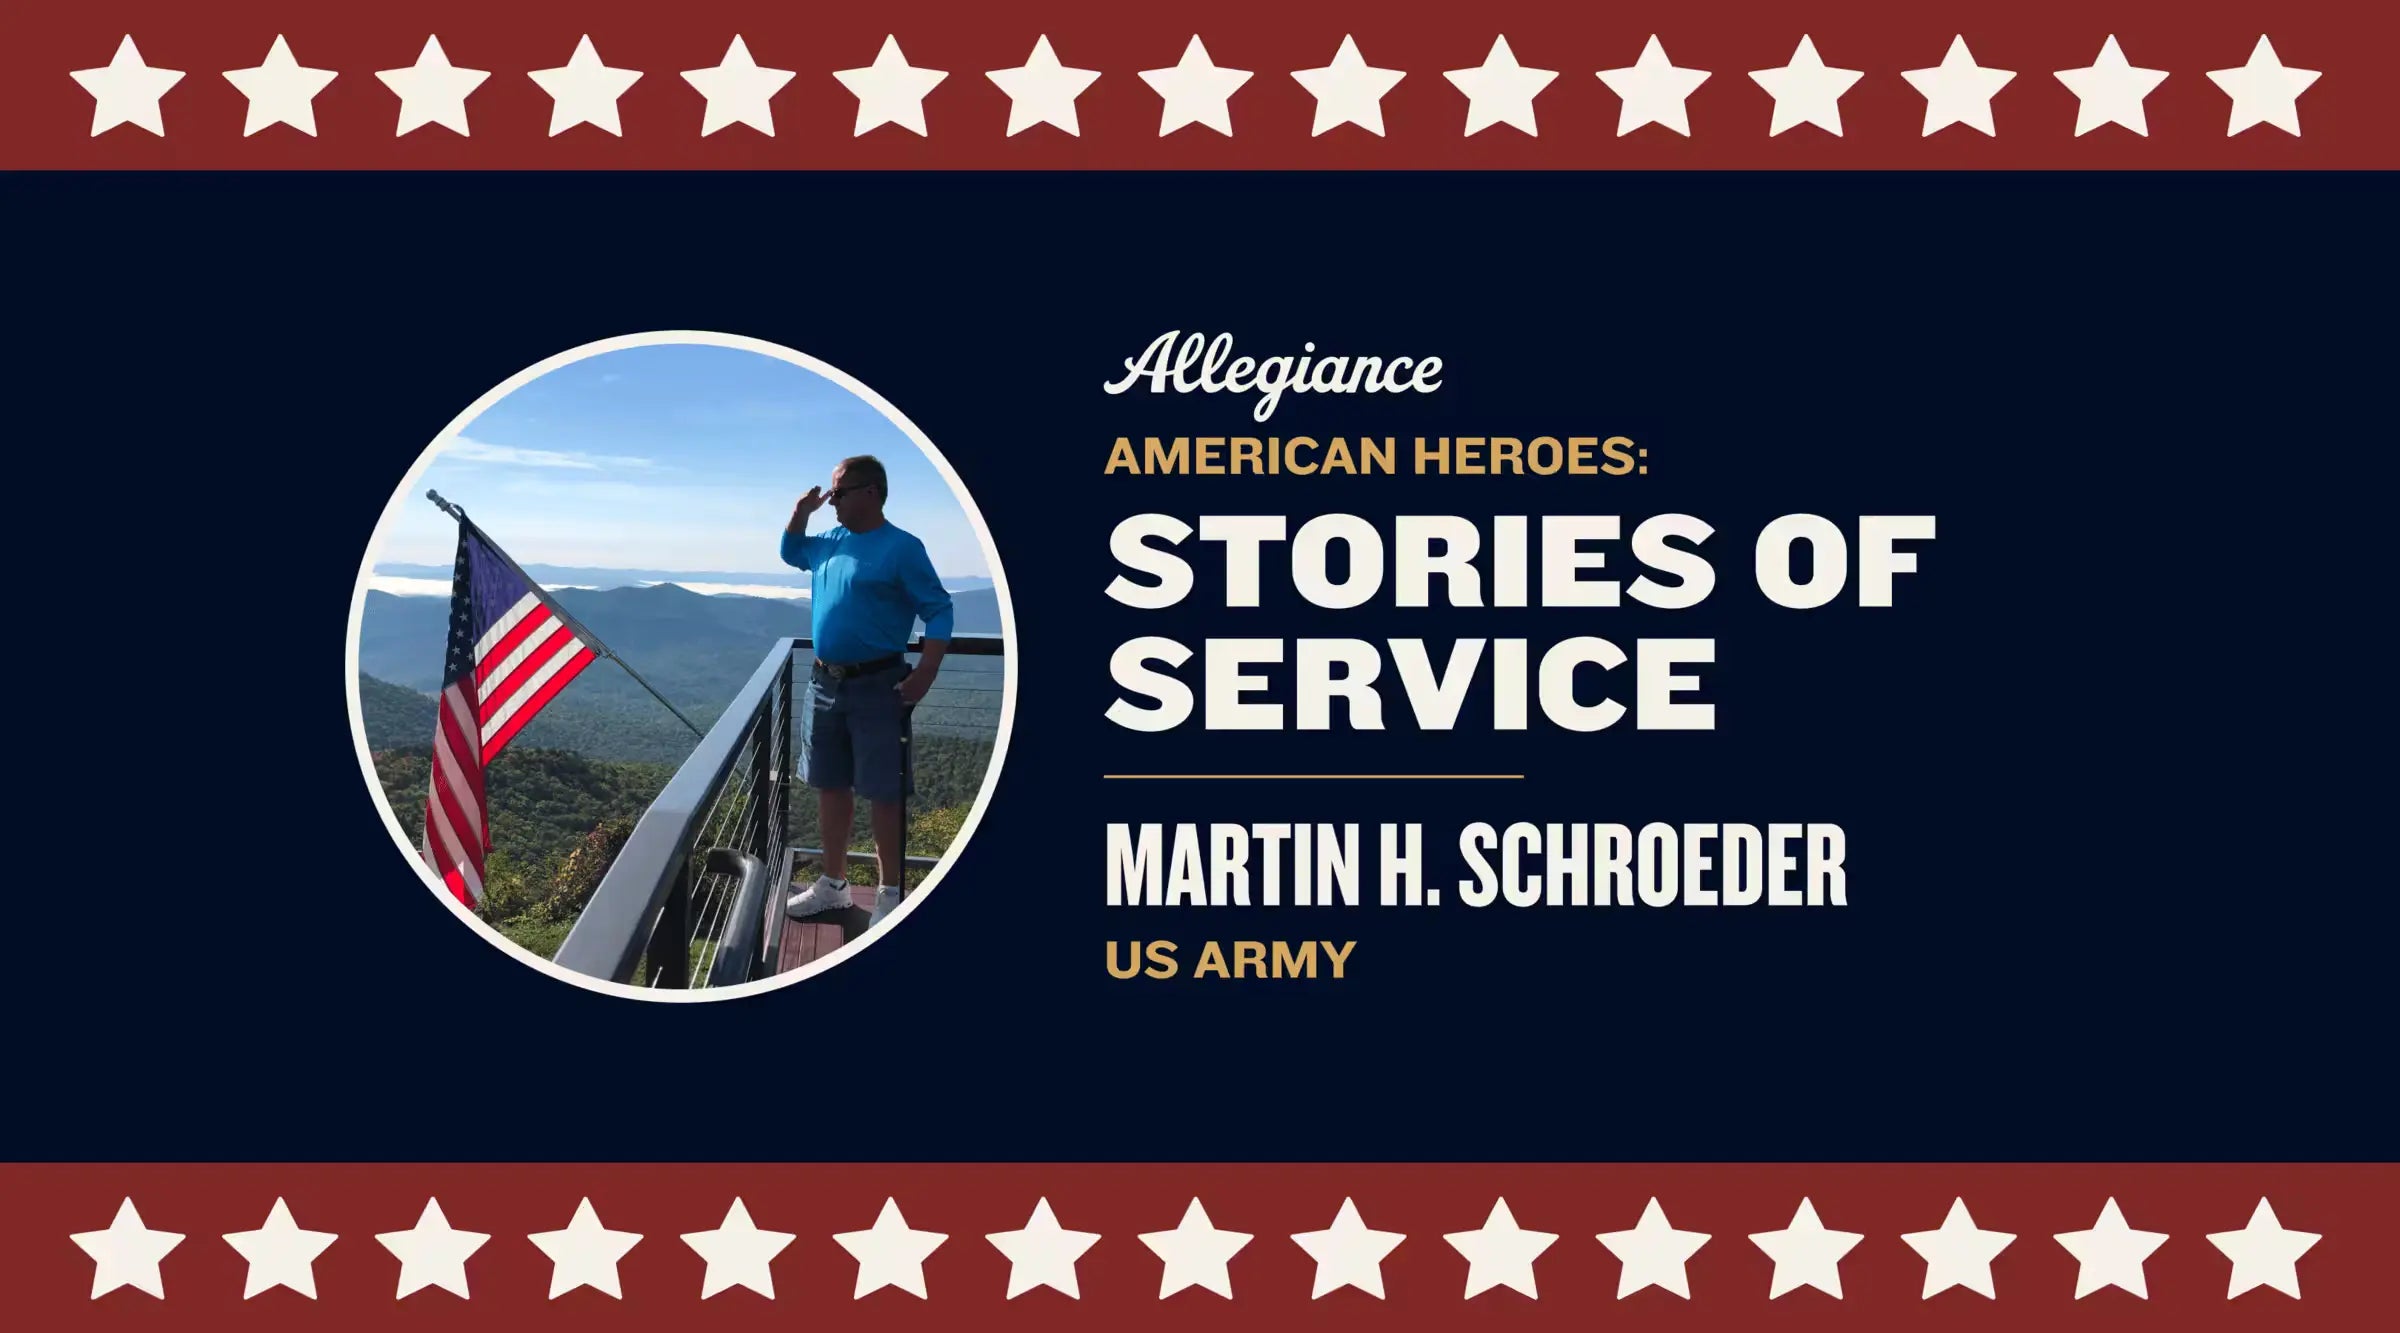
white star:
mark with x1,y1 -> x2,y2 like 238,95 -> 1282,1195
1443,36 -> 1556,137
527,36 -> 643,138
2053,1198 -> 2168,1300
1291,35 -> 1406,138
680,1198 -> 794,1299
1443,1197 -> 1556,1299
220,35 -> 337,138
1596,36 -> 1711,137
375,1197 -> 488,1299
986,36 -> 1100,137
1138,1197 -> 1251,1299
1596,1197 -> 1710,1299
834,36 -> 947,138
1902,36 -> 2015,137
2207,1197 -> 2320,1299
1902,1198 -> 2015,1299
375,37 -> 488,137
1748,1197 -> 1863,1299
2055,36 -> 2169,137
1290,1197 -> 1405,1299
833,1198 -> 947,1299
527,1198 -> 642,1300
1139,37 -> 1251,137
70,1198 -> 183,1300
222,1198 -> 338,1300
2208,36 -> 2321,137
986,1197 -> 1102,1298
1749,35 -> 1861,137
71,36 -> 184,138
681,37 -> 794,137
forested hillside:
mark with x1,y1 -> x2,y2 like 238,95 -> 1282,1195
359,580 -> 1003,964
370,732 -> 993,962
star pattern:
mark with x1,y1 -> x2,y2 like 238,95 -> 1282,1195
682,36 -> 795,137
47,31 -> 2364,146
833,1198 -> 948,1299
1596,1197 -> 1710,1299
50,1190 -> 2359,1303
2054,35 -> 2170,137
222,1198 -> 338,1299
680,1198 -> 794,1299
1749,1197 -> 1862,1298
221,36 -> 337,137
1443,36 -> 1557,138
1140,37 -> 1250,137
375,1197 -> 488,1299
986,1197 -> 1103,1298
1596,35 -> 1711,137
1139,1197 -> 1251,1298
2207,1197 -> 2320,1299
70,1198 -> 183,1299
526,35 -> 642,137
2054,1197 -> 2169,1299
1290,35 -> 1405,137
987,36 -> 1101,137
1749,35 -> 1862,137
2207,36 -> 2321,137
527,1198 -> 642,1300
1290,1197 -> 1405,1299
1902,1197 -> 2016,1300
375,36 -> 489,137
70,35 -> 184,137
1903,35 -> 2015,137
833,35 -> 946,137
1443,1196 -> 1556,1298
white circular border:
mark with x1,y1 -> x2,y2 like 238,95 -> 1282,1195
343,330 -> 1018,1002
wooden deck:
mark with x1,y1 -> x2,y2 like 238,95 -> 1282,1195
777,882 -> 878,972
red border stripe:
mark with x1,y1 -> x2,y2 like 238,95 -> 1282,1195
6,1 -> 2392,170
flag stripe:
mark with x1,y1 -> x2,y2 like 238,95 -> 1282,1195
480,614 -> 579,711
476,595 -> 559,691
432,724 -> 485,854
472,592 -> 543,663
426,796 -> 481,907
421,522 -> 602,910
480,632 -> 590,750
483,646 -> 597,762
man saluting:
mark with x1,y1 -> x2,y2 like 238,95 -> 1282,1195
779,454 -> 953,931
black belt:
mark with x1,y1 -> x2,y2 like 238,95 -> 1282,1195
815,653 -> 905,681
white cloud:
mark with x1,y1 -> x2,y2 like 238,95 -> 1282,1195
440,435 -> 656,471
654,581 -> 811,600
369,574 -> 598,597
369,575 -> 456,597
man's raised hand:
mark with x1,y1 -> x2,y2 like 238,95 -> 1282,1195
790,486 -> 825,528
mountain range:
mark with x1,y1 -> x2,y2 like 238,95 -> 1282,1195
374,562 -> 997,594
358,582 -> 1005,763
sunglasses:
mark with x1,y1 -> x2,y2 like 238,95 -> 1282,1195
827,485 -> 870,501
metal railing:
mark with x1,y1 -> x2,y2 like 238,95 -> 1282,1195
552,633 -> 1004,989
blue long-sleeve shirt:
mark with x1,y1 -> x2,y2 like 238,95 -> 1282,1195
780,522 -> 955,664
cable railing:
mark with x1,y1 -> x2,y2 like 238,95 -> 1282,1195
551,633 -> 1005,990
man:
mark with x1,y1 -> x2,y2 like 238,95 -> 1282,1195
778,454 -> 953,931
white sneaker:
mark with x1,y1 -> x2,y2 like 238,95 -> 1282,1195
786,873 -> 852,919
866,885 -> 904,929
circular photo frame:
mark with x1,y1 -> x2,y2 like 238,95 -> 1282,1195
344,331 -> 1016,1001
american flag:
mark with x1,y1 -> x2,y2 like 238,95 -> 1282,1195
421,521 -> 599,908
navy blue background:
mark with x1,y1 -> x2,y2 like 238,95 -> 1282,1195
9,172 -> 2391,1161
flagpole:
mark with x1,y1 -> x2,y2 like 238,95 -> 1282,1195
426,490 -> 707,740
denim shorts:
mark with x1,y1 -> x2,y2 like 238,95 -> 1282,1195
800,661 -> 913,803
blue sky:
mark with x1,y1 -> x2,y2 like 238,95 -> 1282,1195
374,342 -> 989,589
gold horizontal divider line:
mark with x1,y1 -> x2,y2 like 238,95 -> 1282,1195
1102,773 -> 1525,780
